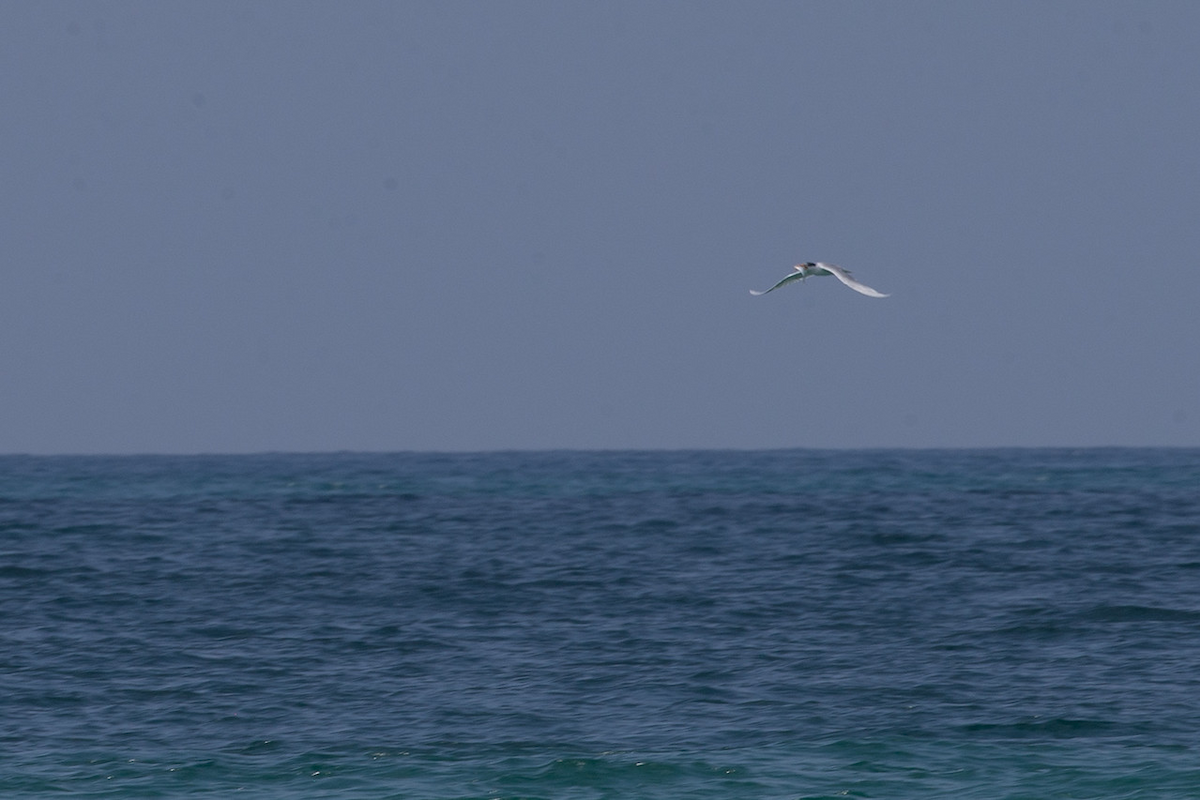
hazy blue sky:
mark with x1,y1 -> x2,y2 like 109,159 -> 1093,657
3,1 -> 1198,453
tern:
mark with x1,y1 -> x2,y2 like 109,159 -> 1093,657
751,262 -> 889,298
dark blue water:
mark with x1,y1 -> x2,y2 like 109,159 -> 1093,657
3,449 -> 1199,798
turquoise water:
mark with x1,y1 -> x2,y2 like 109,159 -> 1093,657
3,449 -> 1199,798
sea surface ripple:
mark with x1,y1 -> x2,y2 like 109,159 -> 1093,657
2,449 -> 1199,798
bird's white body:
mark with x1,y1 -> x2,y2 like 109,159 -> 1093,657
751,262 -> 889,298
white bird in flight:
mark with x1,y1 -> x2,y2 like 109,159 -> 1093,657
751,262 -> 889,298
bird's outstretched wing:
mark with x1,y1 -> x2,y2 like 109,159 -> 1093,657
817,263 -> 889,298
749,272 -> 805,296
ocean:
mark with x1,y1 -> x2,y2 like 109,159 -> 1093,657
2,449 -> 1199,798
